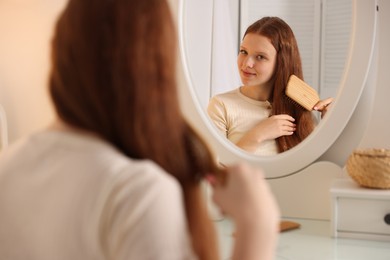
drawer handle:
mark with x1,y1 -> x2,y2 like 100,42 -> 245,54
385,214 -> 390,225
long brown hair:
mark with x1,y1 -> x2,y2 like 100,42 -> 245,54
244,17 -> 315,152
49,0 -> 219,258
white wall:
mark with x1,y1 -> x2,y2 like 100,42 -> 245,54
359,0 -> 390,148
0,1 -> 67,145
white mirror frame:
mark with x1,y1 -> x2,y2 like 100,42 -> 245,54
178,0 -> 377,178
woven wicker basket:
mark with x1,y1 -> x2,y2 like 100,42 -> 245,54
346,148 -> 390,189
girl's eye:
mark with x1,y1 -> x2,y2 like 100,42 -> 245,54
239,49 -> 247,55
256,55 -> 265,60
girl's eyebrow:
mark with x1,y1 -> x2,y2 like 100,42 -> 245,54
255,51 -> 269,56
239,45 -> 270,55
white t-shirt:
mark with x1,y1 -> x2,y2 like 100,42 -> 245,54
0,130 -> 196,260
207,88 -> 278,156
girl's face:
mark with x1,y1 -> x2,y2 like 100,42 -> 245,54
237,33 -> 277,88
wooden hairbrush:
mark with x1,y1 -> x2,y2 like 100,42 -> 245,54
286,75 -> 320,111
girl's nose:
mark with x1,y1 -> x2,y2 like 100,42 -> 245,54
245,56 -> 254,68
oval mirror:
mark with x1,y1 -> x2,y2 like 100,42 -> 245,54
178,0 -> 377,178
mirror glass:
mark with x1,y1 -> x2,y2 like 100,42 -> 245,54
178,0 -> 377,177
184,0 -> 353,155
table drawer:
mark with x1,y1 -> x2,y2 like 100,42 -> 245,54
337,197 -> 390,236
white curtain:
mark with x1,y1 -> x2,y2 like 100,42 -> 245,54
210,0 -> 241,97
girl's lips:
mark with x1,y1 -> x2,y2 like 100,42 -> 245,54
241,70 -> 256,77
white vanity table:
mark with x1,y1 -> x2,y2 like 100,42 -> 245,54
215,216 -> 390,260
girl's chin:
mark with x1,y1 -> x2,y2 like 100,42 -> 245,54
240,78 -> 252,85
240,79 -> 269,88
